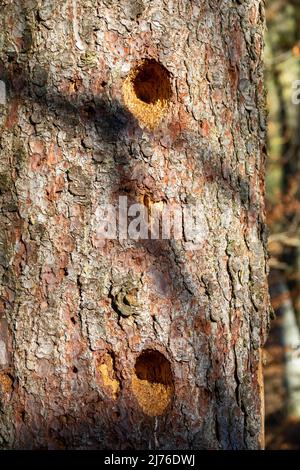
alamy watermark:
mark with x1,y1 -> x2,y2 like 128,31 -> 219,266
0,81 -> 6,106
292,80 -> 300,104
92,196 -> 208,250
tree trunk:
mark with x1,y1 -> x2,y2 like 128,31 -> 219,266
0,0 -> 270,450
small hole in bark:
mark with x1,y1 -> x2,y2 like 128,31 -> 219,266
82,104 -> 96,120
132,349 -> 173,416
98,352 -> 120,400
72,366 -> 78,374
101,81 -> 107,88
0,372 -> 14,394
123,59 -> 172,129
70,316 -> 76,325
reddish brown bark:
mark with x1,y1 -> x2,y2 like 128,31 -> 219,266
0,0 -> 269,449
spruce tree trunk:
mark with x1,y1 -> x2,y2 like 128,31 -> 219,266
0,0 -> 270,449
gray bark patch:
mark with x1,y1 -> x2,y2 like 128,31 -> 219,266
0,81 -> 6,106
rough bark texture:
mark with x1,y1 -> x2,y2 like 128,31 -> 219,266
0,0 -> 270,449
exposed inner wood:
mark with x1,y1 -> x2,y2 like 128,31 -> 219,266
132,349 -> 173,416
123,59 -> 172,129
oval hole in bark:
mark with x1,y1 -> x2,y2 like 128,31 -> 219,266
123,59 -> 172,129
98,352 -> 120,400
132,349 -> 173,416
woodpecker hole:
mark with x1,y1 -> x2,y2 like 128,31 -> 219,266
132,349 -> 173,416
98,352 -> 120,400
123,59 -> 172,129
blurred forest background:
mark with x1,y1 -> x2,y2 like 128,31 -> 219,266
264,0 -> 300,449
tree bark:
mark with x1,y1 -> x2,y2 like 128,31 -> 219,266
0,0 -> 270,449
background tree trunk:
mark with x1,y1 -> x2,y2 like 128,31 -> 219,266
0,0 -> 269,449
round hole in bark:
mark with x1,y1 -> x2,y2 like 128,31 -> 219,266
132,349 -> 173,416
123,59 -> 172,129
